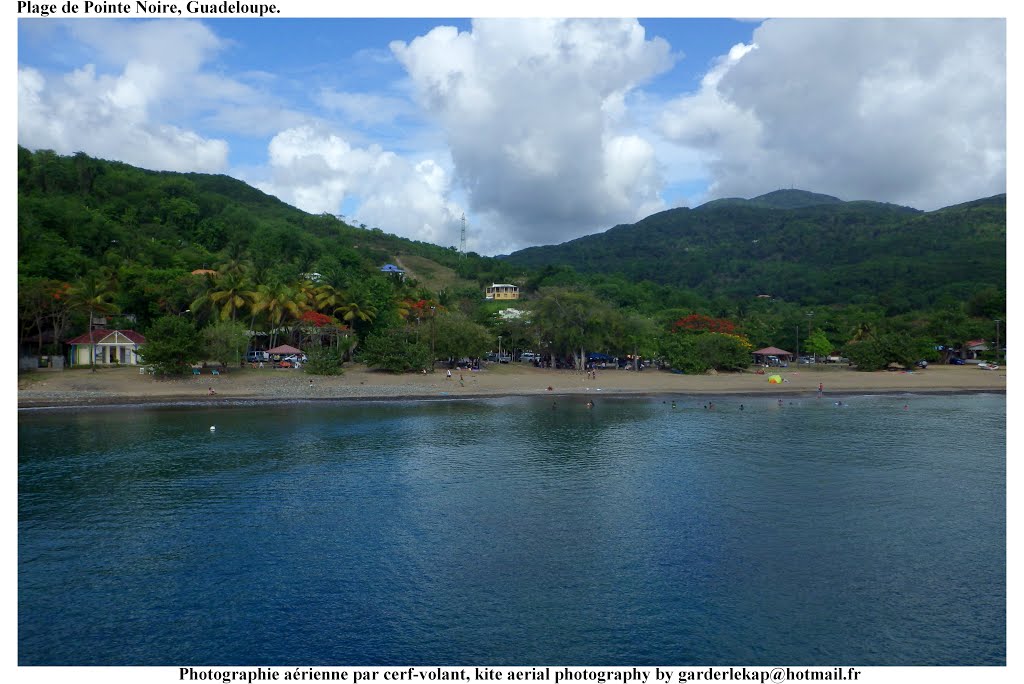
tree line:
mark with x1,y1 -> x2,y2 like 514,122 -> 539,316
17,148 -> 1006,376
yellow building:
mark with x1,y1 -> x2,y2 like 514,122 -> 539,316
485,283 -> 519,300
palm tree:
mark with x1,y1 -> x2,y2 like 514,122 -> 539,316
333,300 -> 377,359
253,283 -> 306,348
334,300 -> 377,333
313,284 -> 345,316
208,272 -> 256,322
70,273 -> 120,372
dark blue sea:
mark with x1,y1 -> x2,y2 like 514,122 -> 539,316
18,393 -> 1005,665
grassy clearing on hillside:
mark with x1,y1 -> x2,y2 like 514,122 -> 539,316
394,255 -> 479,294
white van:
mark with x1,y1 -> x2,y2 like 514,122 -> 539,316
520,352 -> 539,363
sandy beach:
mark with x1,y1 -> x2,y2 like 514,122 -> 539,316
17,362 -> 1007,408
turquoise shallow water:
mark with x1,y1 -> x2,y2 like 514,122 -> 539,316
18,393 -> 1005,665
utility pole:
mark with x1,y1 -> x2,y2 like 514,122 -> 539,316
430,306 -> 436,371
459,213 -> 467,259
806,311 -> 814,361
994,319 -> 1001,365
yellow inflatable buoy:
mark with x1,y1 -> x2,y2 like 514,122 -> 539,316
768,374 -> 783,384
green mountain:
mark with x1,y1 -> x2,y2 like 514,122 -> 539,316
17,147 -> 524,332
502,191 -> 1005,312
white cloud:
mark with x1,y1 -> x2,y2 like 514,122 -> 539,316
18,64 -> 229,173
658,19 -> 1006,209
252,126 -> 465,248
316,88 -> 413,126
391,18 -> 675,251
17,21 -> 232,173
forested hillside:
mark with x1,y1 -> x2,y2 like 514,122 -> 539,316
504,189 -> 1006,312
17,148 -> 1006,374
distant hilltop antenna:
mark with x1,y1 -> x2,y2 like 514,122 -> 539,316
459,213 -> 467,258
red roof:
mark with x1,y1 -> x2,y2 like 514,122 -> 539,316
66,329 -> 147,345
753,346 -> 793,356
267,344 -> 303,354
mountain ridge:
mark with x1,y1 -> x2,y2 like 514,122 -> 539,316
502,190 -> 1005,310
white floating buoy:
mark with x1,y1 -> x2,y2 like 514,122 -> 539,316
210,426 -> 216,431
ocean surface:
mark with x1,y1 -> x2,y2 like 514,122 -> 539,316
18,393 -> 1005,665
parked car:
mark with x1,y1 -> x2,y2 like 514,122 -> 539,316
949,357 -> 965,365
915,360 -> 928,369
246,350 -> 269,363
520,352 -> 539,363
282,354 -> 308,363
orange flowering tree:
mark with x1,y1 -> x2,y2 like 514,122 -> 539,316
661,314 -> 753,373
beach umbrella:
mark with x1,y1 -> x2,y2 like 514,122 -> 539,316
768,374 -> 783,384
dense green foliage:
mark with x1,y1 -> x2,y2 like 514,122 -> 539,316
659,332 -> 753,374
303,346 -> 346,376
843,333 -> 935,371
432,312 -> 493,362
138,317 -> 203,376
803,330 -> 833,359
201,320 -> 248,367
360,327 -> 432,373
504,189 -> 1005,313
18,148 -> 1006,374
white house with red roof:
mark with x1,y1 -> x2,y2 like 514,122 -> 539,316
66,329 -> 147,367
963,339 -> 989,360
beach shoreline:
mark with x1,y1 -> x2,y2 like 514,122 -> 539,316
17,363 -> 1007,410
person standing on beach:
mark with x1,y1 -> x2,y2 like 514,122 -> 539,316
818,382 -> 824,398
446,369 -> 452,379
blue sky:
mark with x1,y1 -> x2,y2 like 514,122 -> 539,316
17,16 -> 1006,255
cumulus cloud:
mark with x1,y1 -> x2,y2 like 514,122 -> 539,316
253,125 -> 465,248
659,19 -> 1006,209
391,18 -> 674,251
17,20 -> 231,172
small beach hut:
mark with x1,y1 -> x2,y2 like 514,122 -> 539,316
752,346 -> 794,364
267,344 -> 303,357
66,329 -> 147,367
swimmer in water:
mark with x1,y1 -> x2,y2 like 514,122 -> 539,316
778,399 -> 783,407
739,404 -> 744,411
586,400 -> 594,409
671,400 -> 677,409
